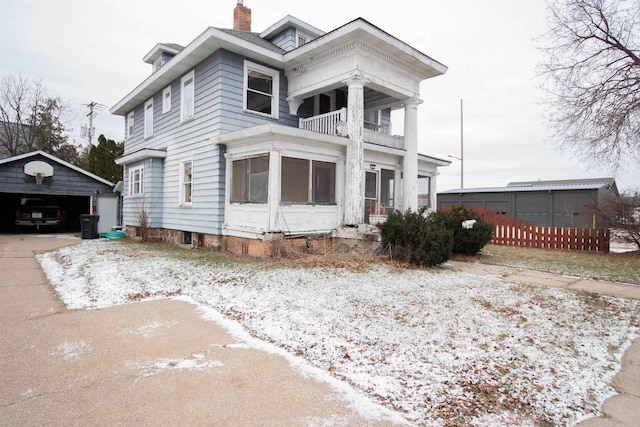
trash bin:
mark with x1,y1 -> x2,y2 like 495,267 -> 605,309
79,214 -> 100,239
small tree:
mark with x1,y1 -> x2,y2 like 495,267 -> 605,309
585,190 -> 640,250
380,208 -> 453,267
434,206 -> 494,256
87,134 -> 124,183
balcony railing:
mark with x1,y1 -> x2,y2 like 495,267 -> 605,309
299,107 -> 405,150
299,108 -> 347,136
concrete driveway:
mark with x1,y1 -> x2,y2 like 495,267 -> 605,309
0,234 -> 390,426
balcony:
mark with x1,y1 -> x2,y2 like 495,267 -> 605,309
299,108 -> 405,150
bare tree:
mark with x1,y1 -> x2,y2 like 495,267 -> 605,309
585,190 -> 640,250
539,0 -> 640,170
0,75 -> 42,155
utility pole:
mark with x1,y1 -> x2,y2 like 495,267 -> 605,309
87,102 -> 96,146
460,98 -> 464,189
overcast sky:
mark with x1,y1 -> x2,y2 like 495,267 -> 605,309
1,0 -> 637,192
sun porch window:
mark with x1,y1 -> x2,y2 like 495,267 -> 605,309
231,155 -> 269,203
281,157 -> 335,204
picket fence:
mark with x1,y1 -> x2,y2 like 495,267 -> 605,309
455,206 -> 610,253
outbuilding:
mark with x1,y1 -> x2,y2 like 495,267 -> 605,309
438,178 -> 618,229
0,151 -> 120,233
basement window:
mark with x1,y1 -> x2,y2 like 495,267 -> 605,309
281,157 -> 335,204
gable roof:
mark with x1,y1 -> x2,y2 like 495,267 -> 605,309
0,150 -> 115,187
111,16 -> 447,116
260,15 -> 325,40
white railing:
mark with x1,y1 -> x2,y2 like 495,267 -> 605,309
299,107 -> 405,150
299,108 -> 346,136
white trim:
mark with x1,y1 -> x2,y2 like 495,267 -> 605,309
179,158 -> 193,206
126,111 -> 135,139
243,60 -> 280,120
116,148 -> 166,166
129,165 -> 144,196
144,98 -> 154,138
162,86 -> 172,113
180,70 -> 195,122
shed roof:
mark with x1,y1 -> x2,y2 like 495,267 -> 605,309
440,178 -> 617,194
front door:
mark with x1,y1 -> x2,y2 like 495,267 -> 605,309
364,170 -> 378,224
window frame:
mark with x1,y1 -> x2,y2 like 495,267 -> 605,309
126,111 -> 135,139
129,165 -> 144,197
180,70 -> 195,122
144,98 -> 154,138
281,156 -> 336,205
162,86 -> 172,114
243,61 -> 279,119
231,155 -> 269,204
179,159 -> 193,206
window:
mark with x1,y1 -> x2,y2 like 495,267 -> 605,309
297,34 -> 308,47
180,160 -> 193,205
129,166 -> 144,196
231,156 -> 269,203
418,175 -> 431,208
181,70 -> 195,122
281,157 -> 335,204
144,98 -> 153,138
243,61 -> 279,119
126,111 -> 135,139
162,86 -> 172,113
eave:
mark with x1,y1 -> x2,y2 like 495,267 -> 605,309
284,18 -> 448,80
115,148 -> 167,165
110,28 -> 285,116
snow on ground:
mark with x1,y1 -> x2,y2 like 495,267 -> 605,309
37,240 -> 639,426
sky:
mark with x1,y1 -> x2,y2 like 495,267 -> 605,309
1,0 -> 638,192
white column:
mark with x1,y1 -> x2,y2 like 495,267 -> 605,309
268,148 -> 282,231
429,173 -> 438,212
344,75 -> 366,225
402,98 -> 421,212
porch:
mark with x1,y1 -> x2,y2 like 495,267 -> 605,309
298,108 -> 405,151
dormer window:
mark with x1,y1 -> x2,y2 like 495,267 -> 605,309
153,58 -> 163,72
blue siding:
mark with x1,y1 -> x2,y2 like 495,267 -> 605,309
120,48 -> 297,236
268,28 -> 297,52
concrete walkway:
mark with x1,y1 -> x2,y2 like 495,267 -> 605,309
1,234 -> 638,426
445,260 -> 640,427
0,234 -> 391,426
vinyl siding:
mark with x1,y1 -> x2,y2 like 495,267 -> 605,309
267,28 -> 297,52
120,48 -> 297,235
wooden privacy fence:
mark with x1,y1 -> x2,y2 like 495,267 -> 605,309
459,206 -> 610,253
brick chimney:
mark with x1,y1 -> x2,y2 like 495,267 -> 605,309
233,0 -> 251,31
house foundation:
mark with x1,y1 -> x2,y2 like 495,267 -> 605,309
124,225 -> 382,258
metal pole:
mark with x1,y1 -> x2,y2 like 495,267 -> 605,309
460,99 -> 464,189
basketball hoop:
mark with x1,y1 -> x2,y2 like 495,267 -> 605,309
24,160 -> 54,185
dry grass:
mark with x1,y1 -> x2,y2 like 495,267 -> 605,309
455,244 -> 640,285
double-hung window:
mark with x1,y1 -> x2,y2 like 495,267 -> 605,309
180,160 -> 193,205
231,155 -> 269,203
129,166 -> 144,196
162,86 -> 171,113
281,157 -> 335,204
126,111 -> 135,139
144,98 -> 153,138
181,70 -> 195,122
243,61 -> 279,119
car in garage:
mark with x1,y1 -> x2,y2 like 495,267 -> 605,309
15,198 -> 66,231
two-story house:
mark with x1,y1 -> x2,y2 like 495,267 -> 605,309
111,1 -> 449,256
